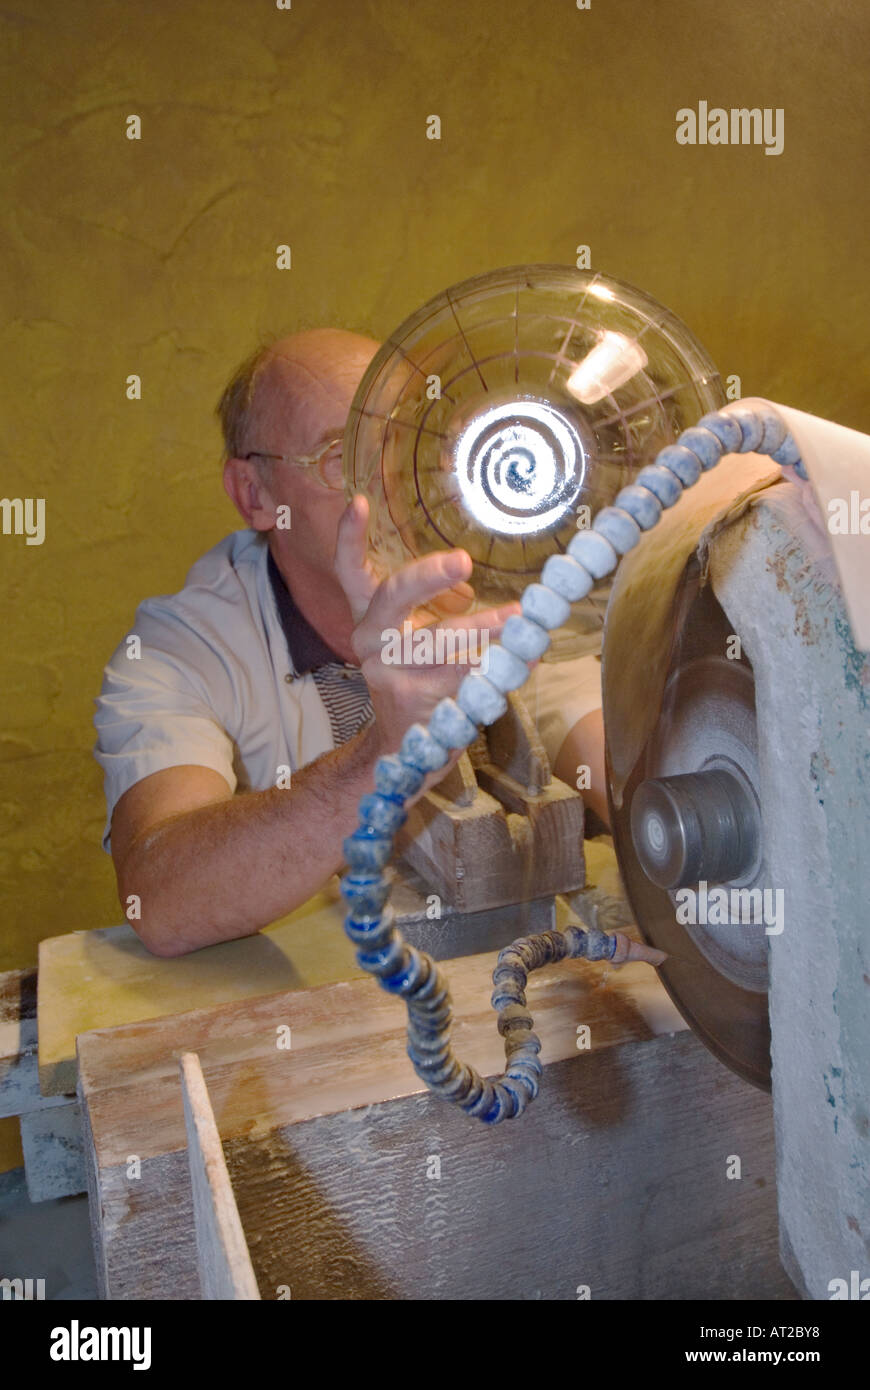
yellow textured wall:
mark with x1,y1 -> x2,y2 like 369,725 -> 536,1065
0,0 -> 867,1163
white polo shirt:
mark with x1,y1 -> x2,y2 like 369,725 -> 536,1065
93,529 -> 602,852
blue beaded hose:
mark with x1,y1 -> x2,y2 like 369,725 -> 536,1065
340,403 -> 805,1124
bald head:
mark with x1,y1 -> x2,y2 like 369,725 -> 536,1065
217,328 -> 381,464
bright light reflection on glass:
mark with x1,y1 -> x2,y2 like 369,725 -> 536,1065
452,398 -> 586,535
566,332 -> 648,404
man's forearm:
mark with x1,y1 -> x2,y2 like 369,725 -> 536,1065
121,722 -> 389,956
553,708 -> 610,828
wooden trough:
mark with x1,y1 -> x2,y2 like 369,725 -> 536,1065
75,939 -> 794,1300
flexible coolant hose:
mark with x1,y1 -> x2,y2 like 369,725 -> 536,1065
340,404 -> 804,1124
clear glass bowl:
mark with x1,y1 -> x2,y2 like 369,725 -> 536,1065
344,264 -> 725,631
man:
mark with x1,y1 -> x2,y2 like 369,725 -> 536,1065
94,329 -> 607,956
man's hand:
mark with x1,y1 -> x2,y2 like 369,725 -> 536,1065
110,496 -> 519,957
334,495 -> 519,758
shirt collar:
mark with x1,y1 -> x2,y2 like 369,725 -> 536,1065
266,549 -> 346,675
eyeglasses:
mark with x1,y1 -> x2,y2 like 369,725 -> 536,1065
243,435 -> 344,490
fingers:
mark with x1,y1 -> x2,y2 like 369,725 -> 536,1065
361,549 -> 473,636
422,580 -> 476,619
358,578 -> 519,668
334,496 -> 379,624
427,601 -> 520,641
391,601 -> 521,664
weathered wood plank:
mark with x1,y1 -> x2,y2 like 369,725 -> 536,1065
79,1087 -> 110,1298
0,967 -> 37,1025
224,1034 -> 795,1301
179,1053 -> 260,1300
38,886 -> 359,1096
399,775 -> 585,913
83,1031 -> 794,1301
398,691 -> 583,911
0,967 -> 42,1118
75,932 -> 692,1299
39,871 -> 569,1095
78,945 -> 685,1170
19,1099 -> 85,1202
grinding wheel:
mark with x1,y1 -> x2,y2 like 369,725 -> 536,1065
606,567 -> 773,1090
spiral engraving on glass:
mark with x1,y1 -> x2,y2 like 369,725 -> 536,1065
451,397 -> 586,535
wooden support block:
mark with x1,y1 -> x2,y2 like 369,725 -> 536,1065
399,777 -> 585,913
76,945 -> 694,1298
432,753 -> 478,808
81,1026 -> 792,1300
0,968 -> 37,1029
399,694 -> 586,912
483,690 -> 550,794
0,968 -> 41,1118
179,1053 -> 260,1300
221,1036 -> 794,1301
2,966 -> 84,1200
19,1099 -> 85,1202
